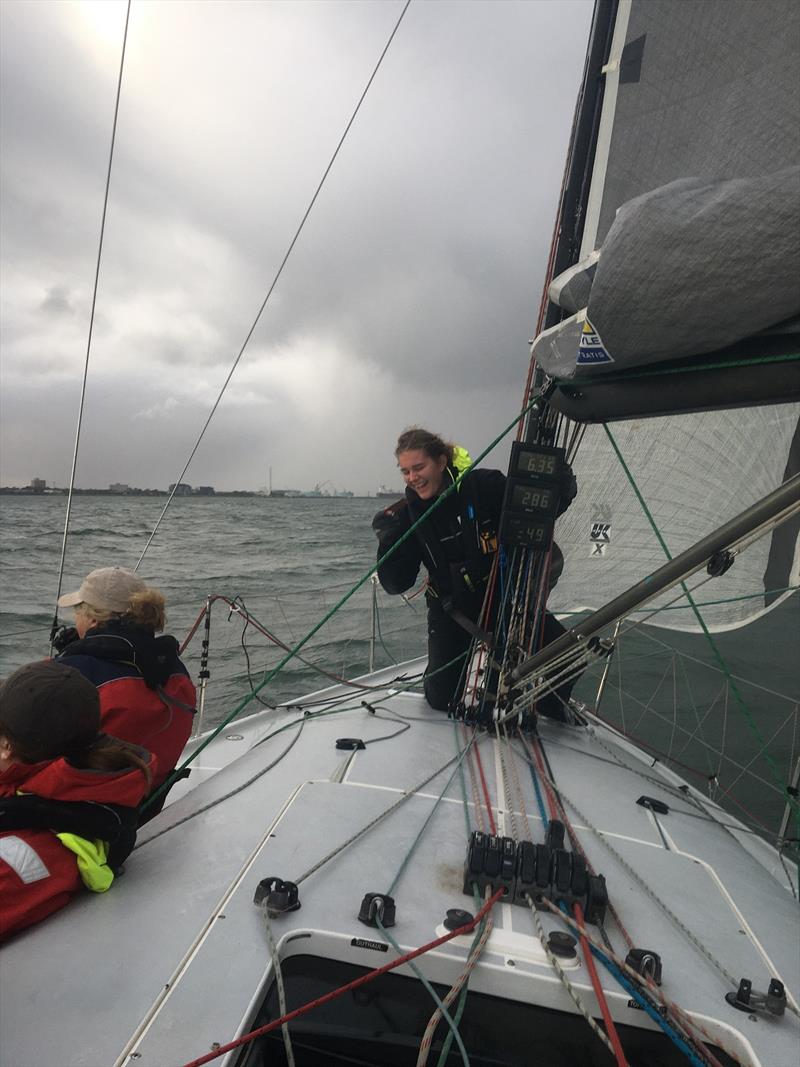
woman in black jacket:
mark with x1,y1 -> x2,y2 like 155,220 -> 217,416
373,427 -> 575,717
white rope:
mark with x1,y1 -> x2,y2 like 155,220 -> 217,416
261,905 -> 296,1067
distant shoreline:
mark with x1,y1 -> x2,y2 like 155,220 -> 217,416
0,488 -> 381,498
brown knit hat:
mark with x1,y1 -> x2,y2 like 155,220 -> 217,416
0,661 -> 100,762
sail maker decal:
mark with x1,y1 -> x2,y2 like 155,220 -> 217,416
577,318 -> 613,365
590,522 -> 611,557
351,937 -> 389,953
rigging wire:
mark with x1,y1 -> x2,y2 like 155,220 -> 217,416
542,901 -> 733,1067
51,0 -> 132,643
143,395 -> 543,811
602,423 -> 800,815
135,0 -> 412,570
523,739 -> 800,1017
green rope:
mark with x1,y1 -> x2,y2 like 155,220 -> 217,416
144,397 -> 540,808
565,350 -> 799,387
387,733 -> 477,897
375,915 -> 471,1067
556,586 -> 798,615
603,424 -> 798,816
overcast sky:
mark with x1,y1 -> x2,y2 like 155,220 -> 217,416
1,0 -> 592,493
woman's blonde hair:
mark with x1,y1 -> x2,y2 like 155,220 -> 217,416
77,588 -> 166,632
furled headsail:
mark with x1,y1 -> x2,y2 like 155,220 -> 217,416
533,0 -> 800,421
537,0 -> 800,631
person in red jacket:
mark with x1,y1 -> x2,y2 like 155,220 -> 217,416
0,661 -> 154,941
54,566 -> 196,802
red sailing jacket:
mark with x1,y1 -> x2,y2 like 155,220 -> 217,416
57,623 -> 197,791
0,751 -> 153,942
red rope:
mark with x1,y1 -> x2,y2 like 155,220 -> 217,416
574,901 -> 629,1067
524,735 -> 630,1063
472,741 -> 497,835
523,734 -> 634,950
178,889 -> 504,1067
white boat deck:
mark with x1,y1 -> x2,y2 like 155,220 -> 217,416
1,660 -> 798,1067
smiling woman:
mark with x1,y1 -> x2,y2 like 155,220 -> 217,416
372,426 -> 578,715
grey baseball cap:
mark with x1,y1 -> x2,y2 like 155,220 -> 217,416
57,567 -> 146,612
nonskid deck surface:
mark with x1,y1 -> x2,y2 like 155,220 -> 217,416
1,661 -> 797,1067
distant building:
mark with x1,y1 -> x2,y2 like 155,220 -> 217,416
194,486 -> 215,496
30,478 -> 46,493
168,483 -> 193,496
109,483 -> 129,493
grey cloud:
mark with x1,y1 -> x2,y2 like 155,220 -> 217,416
1,0 -> 593,491
39,286 -> 76,317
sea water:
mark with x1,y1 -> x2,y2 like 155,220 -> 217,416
1,494 -> 797,839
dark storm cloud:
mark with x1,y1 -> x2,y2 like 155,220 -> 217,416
0,0 -> 593,491
40,287 -> 77,317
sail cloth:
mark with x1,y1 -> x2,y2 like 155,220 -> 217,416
532,0 -> 800,409
548,405 -> 800,633
535,168 -> 800,379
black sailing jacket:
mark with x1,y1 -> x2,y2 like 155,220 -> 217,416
372,466 -> 506,614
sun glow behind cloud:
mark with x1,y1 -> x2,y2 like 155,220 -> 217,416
0,0 -> 594,490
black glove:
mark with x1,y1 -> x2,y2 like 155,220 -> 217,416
372,499 -> 408,546
52,625 -> 79,653
557,463 -> 578,517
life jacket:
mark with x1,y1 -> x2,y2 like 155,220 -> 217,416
57,621 -> 196,790
0,747 -> 153,941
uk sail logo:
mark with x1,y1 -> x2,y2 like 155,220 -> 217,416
590,522 -> 611,556
577,318 -> 613,365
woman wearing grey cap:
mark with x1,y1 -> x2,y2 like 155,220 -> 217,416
0,661 -> 154,941
54,567 -> 196,807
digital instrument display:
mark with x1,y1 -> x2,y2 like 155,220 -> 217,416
500,514 -> 553,548
500,443 -> 566,548
512,446 -> 561,478
509,483 -> 556,513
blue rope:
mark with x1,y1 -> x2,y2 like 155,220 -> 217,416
527,746 -> 549,829
591,948 -> 708,1067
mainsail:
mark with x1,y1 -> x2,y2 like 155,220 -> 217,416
531,0 -> 800,632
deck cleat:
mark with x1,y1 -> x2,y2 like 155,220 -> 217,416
726,977 -> 786,1017
358,892 -> 396,928
463,831 -> 517,899
443,908 -> 474,931
548,931 -> 578,959
253,877 -> 301,918
625,948 -> 663,985
513,840 -> 551,905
